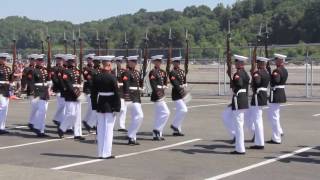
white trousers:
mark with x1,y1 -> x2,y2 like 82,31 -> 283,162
97,113 -> 116,158
233,110 -> 245,153
53,95 -> 65,123
84,94 -> 93,123
250,106 -> 265,146
33,99 -> 49,133
127,103 -> 144,140
244,107 -> 255,138
60,102 -> 82,137
87,110 -> 98,128
222,106 -> 235,138
28,96 -> 37,125
0,96 -> 9,130
172,99 -> 188,132
116,98 -> 128,129
267,103 -> 282,143
153,101 -> 170,136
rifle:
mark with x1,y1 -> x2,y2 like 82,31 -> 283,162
141,30 -> 149,87
105,37 -> 109,55
12,28 -> 17,71
226,20 -> 232,87
184,29 -> 189,83
250,24 -> 263,76
166,28 -> 172,77
63,31 -> 67,54
124,32 -> 129,58
79,27 -> 83,82
96,30 -> 100,56
46,32 -> 52,74
264,22 -> 271,75
72,30 -> 76,55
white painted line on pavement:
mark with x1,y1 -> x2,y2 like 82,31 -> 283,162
187,103 -> 228,109
0,134 -> 94,150
205,146 -> 314,180
51,138 -> 202,170
312,113 -> 320,117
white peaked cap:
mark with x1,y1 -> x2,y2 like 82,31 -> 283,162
116,56 -> 124,61
54,54 -> 65,59
233,55 -> 248,62
93,56 -> 101,61
127,55 -> 139,61
151,55 -> 164,61
274,53 -> 287,60
0,53 -> 11,59
64,54 -> 77,60
256,56 -> 270,62
28,54 -> 39,59
35,54 -> 45,59
84,54 -> 95,60
100,55 -> 115,61
172,56 -> 182,61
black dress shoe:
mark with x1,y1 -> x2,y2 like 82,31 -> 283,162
0,129 -> 9,135
118,128 -> 128,132
230,151 -> 246,155
99,155 -> 115,159
37,133 -> 49,138
173,132 -> 185,136
28,123 -> 34,130
128,138 -> 140,145
57,128 -> 64,138
266,140 -> 281,144
249,145 -> 264,150
52,120 -> 60,126
82,121 -> 91,133
74,136 -> 86,140
170,125 -> 179,132
66,129 -> 74,134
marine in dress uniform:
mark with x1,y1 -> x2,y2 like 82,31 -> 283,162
267,53 -> 288,144
21,54 -> 37,130
121,55 -> 144,145
0,53 -> 13,135
149,55 -> 170,140
82,54 -> 96,133
169,56 -> 188,136
249,57 -> 271,149
58,54 -> 85,140
52,54 -> 66,126
230,55 -> 250,155
91,55 -> 120,159
114,56 -> 128,132
31,54 -> 51,137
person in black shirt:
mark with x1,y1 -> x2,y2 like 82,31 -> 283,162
91,55 -> 120,159
267,53 -> 288,144
0,53 -> 12,135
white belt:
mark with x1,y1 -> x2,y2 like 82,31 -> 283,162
0,81 -> 9,84
34,83 -> 48,86
97,92 -> 115,102
73,84 -> 82,88
157,85 -> 167,89
118,83 -> 124,86
179,84 -> 187,88
129,87 -> 139,90
254,88 -> 268,106
98,92 -> 115,96
272,85 -> 285,90
270,85 -> 285,103
234,89 -> 246,110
